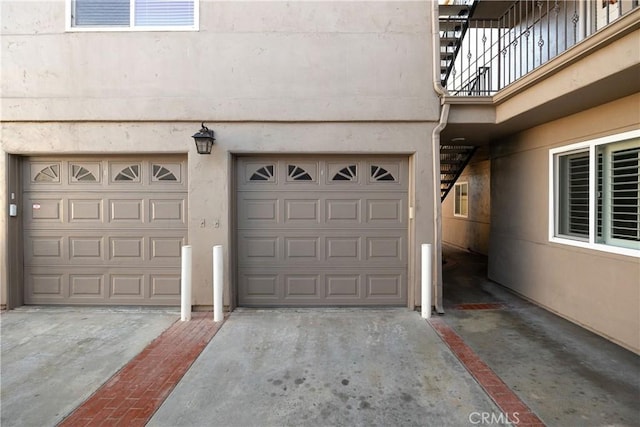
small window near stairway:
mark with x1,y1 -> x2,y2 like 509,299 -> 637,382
454,182 -> 469,217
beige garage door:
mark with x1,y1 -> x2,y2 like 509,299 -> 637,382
23,156 -> 187,305
237,156 -> 408,306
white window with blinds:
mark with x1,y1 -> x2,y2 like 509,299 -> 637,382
550,130 -> 640,257
67,0 -> 198,31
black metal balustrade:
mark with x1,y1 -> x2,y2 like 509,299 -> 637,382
440,0 -> 639,96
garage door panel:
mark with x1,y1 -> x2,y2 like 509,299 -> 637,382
366,273 -> 405,299
326,236 -> 361,261
241,198 -> 280,223
29,273 -> 65,298
24,157 -> 186,305
109,236 -> 144,262
239,268 -> 406,306
284,199 -> 320,224
26,235 -> 65,262
69,198 -> 103,222
241,274 -> 280,299
238,156 -> 407,306
109,199 -> 144,223
25,198 -> 63,222
284,237 -> 320,260
367,198 -> 406,225
110,275 -> 144,298
326,199 -> 361,223
70,236 -> 104,261
149,198 -> 186,224
70,274 -> 104,297
238,235 -> 280,263
239,229 -> 404,267
326,274 -> 360,298
150,237 -> 184,263
285,274 -> 322,299
150,274 -> 181,298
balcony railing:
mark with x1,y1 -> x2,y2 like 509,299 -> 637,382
443,0 -> 639,96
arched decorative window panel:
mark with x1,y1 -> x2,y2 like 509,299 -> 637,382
287,165 -> 312,181
368,162 -> 400,184
249,165 -> 276,182
151,164 -> 179,182
111,163 -> 141,183
370,165 -> 396,182
331,165 -> 358,182
286,163 -> 317,182
32,163 -> 61,183
70,163 -> 99,182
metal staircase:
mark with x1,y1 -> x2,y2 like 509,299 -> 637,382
438,1 -> 477,86
438,2 -> 479,202
440,145 -> 477,202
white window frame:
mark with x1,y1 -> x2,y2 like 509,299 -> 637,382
549,129 -> 640,258
453,181 -> 469,218
65,0 -> 199,32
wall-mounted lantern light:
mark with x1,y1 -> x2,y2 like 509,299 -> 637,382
192,122 -> 216,155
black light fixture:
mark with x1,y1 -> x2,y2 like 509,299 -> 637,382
192,122 -> 216,155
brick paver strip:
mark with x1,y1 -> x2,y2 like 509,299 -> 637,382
57,312 -> 225,427
429,317 -> 546,427
454,302 -> 505,310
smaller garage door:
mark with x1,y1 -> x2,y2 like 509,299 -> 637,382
23,156 -> 187,305
237,156 -> 408,306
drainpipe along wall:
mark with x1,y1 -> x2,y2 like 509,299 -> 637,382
431,0 -> 449,314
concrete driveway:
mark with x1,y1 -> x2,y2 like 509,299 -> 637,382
0,306 -> 178,427
148,308 -> 502,427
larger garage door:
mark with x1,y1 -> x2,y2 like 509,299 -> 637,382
237,156 -> 408,306
23,156 -> 187,305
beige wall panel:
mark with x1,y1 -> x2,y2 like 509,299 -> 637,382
1,2 -> 436,122
442,158 -> 491,255
489,95 -> 640,353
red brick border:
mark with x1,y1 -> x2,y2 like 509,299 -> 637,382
429,317 -> 546,427
57,312 -> 225,427
454,302 -> 506,311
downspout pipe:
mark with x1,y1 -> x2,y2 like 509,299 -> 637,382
431,0 -> 449,314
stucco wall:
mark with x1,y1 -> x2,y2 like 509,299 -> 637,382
1,121 -> 436,309
1,1 -> 438,122
442,152 -> 491,255
489,93 -> 640,354
0,1 -> 440,308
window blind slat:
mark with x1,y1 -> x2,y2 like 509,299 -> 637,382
135,0 -> 194,26
75,0 -> 130,26
611,146 -> 639,242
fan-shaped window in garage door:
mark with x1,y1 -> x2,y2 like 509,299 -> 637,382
371,165 -> 396,182
33,164 -> 60,183
250,165 -> 275,182
114,164 -> 141,182
152,164 -> 178,182
70,164 -> 98,182
332,165 -> 357,181
288,165 -> 313,181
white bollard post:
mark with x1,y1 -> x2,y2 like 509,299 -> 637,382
213,245 -> 223,322
421,243 -> 432,319
180,245 -> 192,321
